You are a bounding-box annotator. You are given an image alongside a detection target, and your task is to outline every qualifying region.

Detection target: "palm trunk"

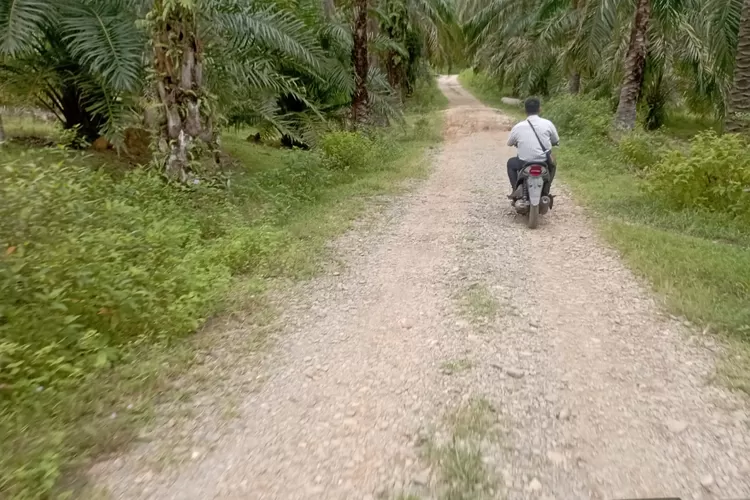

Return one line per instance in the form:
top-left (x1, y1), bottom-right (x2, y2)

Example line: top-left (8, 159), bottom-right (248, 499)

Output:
top-left (568, 72), bottom-right (581, 94)
top-left (368, 15), bottom-right (380, 71)
top-left (322, 0), bottom-right (335, 19)
top-left (568, 0), bottom-right (583, 94)
top-left (351, 0), bottom-right (370, 126)
top-left (726, 0), bottom-right (750, 132)
top-left (386, 46), bottom-right (406, 101)
top-left (151, 0), bottom-right (215, 182)
top-left (59, 81), bottom-right (105, 143)
top-left (614, 0), bottom-right (651, 130)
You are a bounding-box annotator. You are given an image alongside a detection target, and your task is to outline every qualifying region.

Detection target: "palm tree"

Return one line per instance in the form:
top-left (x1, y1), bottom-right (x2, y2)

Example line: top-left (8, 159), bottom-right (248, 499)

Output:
top-left (567, 0), bottom-right (585, 93)
top-left (352, 0), bottom-right (370, 124)
top-left (148, 0), bottom-right (206, 180)
top-left (461, 0), bottom-right (746, 128)
top-left (0, 0), bottom-right (144, 142)
top-left (375, 0), bottom-right (453, 98)
top-left (146, 0), bottom-right (331, 179)
top-left (461, 0), bottom-right (610, 98)
top-left (613, 0), bottom-right (651, 129)
top-left (0, 0), bottom-right (343, 174)
top-left (726, 0), bottom-right (750, 131)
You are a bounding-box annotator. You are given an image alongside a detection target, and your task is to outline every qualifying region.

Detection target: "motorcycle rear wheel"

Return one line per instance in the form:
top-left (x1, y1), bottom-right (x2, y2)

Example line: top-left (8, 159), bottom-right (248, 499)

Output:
top-left (528, 204), bottom-right (539, 229)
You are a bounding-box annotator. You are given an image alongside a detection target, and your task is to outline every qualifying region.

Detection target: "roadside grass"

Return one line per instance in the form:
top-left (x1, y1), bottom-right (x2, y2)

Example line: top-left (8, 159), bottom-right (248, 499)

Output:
top-left (1, 114), bottom-right (58, 140)
top-left (0, 83), bottom-right (446, 499)
top-left (459, 72), bottom-right (750, 393)
top-left (457, 69), bottom-right (524, 120)
top-left (557, 140), bottom-right (750, 342)
top-left (405, 77), bottom-right (451, 113)
top-left (422, 398), bottom-right (500, 500)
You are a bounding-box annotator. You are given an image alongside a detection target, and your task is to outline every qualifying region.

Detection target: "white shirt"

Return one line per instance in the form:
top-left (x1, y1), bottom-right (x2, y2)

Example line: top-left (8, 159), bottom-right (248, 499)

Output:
top-left (507, 115), bottom-right (560, 162)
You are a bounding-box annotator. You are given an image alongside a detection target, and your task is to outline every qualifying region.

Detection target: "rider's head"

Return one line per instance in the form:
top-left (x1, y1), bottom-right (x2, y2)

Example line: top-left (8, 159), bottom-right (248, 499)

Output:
top-left (524, 97), bottom-right (541, 116)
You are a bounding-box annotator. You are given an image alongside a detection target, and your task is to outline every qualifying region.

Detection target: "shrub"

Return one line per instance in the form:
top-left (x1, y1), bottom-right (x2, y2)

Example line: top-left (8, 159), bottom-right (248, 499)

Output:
top-left (0, 158), bottom-right (232, 391)
top-left (544, 95), bottom-right (610, 138)
top-left (647, 131), bottom-right (750, 219)
top-left (618, 130), bottom-right (669, 170)
top-left (248, 152), bottom-right (334, 218)
top-left (404, 79), bottom-right (450, 113)
top-left (319, 131), bottom-right (376, 171)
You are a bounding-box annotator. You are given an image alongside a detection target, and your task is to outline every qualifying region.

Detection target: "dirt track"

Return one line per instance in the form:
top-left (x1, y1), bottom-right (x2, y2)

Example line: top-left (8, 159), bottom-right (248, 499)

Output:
top-left (91, 75), bottom-right (750, 500)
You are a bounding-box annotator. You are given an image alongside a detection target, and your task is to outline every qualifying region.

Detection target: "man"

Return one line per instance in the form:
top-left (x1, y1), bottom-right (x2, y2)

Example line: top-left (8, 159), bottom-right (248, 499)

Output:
top-left (506, 97), bottom-right (559, 193)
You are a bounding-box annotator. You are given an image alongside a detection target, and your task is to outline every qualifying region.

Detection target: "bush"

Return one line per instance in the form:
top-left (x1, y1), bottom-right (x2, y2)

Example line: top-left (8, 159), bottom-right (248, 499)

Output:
top-left (404, 78), bottom-right (450, 113)
top-left (544, 95), bottom-right (611, 138)
top-left (0, 158), bottom-right (232, 391)
top-left (459, 69), bottom-right (505, 96)
top-left (319, 131), bottom-right (376, 171)
top-left (0, 128), bottom-right (408, 392)
top-left (647, 131), bottom-right (750, 219)
top-left (618, 130), bottom-right (669, 170)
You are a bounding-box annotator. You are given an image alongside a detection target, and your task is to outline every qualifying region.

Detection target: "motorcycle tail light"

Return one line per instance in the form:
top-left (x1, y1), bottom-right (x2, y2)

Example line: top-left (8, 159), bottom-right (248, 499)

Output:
top-left (529, 165), bottom-right (543, 177)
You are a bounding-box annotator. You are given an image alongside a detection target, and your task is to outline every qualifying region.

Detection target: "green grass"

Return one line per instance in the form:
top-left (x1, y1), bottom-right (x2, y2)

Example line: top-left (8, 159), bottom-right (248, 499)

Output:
top-left (459, 72), bottom-right (750, 392)
top-left (457, 69), bottom-right (524, 119)
top-left (422, 398), bottom-right (500, 500)
top-left (662, 111), bottom-right (721, 141)
top-left (0, 90), bottom-right (444, 499)
top-left (405, 77), bottom-right (451, 114)
top-left (558, 139), bottom-right (750, 340)
top-left (440, 358), bottom-right (473, 375)
top-left (1, 114), bottom-right (59, 140)
top-left (458, 283), bottom-right (501, 324)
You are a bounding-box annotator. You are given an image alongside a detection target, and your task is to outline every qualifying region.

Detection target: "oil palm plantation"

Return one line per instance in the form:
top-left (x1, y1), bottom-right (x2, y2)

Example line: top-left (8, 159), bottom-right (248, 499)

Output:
top-left (461, 0), bottom-right (746, 129)
top-left (374, 0), bottom-right (453, 98)
top-left (0, 0), bottom-right (145, 141)
top-left (0, 0), bottom-right (342, 177)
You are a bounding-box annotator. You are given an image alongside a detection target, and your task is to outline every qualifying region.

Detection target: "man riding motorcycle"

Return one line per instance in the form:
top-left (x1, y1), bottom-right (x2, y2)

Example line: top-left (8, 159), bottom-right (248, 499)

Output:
top-left (506, 97), bottom-right (559, 196)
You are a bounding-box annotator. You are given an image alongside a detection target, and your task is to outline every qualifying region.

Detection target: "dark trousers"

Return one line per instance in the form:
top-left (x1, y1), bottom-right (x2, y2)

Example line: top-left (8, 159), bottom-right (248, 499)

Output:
top-left (506, 156), bottom-right (556, 193)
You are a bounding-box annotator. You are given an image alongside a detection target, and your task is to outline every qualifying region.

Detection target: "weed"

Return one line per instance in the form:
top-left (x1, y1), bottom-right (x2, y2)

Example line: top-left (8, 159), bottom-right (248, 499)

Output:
top-left (457, 70), bottom-right (524, 120)
top-left (404, 78), bottom-right (451, 114)
top-left (458, 283), bottom-right (501, 324)
top-left (422, 398), bottom-right (500, 500)
top-left (440, 358), bottom-right (473, 375)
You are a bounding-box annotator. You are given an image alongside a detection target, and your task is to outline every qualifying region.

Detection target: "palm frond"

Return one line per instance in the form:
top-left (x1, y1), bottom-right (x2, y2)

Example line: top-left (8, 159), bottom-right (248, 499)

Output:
top-left (0, 0), bottom-right (53, 55)
top-left (216, 5), bottom-right (323, 72)
top-left (60, 0), bottom-right (144, 91)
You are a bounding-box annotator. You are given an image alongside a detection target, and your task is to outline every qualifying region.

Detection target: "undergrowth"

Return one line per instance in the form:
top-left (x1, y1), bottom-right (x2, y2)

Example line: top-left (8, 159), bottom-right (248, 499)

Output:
top-left (0, 82), bottom-right (446, 499)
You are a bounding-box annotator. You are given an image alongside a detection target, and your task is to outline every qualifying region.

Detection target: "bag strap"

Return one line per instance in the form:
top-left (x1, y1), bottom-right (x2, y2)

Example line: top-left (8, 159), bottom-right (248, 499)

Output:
top-left (526, 119), bottom-right (549, 153)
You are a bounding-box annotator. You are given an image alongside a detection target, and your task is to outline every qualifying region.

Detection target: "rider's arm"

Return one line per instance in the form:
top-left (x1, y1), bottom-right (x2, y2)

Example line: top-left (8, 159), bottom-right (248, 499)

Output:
top-left (549, 123), bottom-right (560, 147)
top-left (507, 126), bottom-right (518, 147)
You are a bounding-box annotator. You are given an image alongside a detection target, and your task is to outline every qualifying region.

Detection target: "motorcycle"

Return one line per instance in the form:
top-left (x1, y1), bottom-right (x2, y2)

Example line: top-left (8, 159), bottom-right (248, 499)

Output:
top-left (509, 162), bottom-right (554, 229)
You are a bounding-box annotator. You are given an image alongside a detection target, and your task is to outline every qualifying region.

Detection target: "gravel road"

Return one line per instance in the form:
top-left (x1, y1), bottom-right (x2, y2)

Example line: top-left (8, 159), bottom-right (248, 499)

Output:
top-left (91, 75), bottom-right (750, 500)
